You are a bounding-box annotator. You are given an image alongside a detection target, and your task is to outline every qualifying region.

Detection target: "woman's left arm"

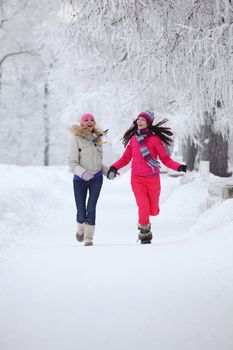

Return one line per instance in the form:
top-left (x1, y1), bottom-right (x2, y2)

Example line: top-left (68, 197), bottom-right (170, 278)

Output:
top-left (154, 137), bottom-right (183, 172)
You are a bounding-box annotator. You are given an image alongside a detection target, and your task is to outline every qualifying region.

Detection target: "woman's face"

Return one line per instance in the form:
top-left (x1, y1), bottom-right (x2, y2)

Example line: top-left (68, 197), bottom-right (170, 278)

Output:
top-left (136, 117), bottom-right (148, 129)
top-left (81, 118), bottom-right (95, 132)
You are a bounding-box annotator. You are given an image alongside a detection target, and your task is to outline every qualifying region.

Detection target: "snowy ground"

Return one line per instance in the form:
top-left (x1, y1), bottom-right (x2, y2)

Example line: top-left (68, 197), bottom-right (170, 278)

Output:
top-left (0, 164), bottom-right (233, 350)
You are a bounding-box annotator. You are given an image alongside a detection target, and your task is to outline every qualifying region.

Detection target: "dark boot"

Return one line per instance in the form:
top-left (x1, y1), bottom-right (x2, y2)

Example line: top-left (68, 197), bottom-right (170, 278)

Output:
top-left (138, 224), bottom-right (153, 244)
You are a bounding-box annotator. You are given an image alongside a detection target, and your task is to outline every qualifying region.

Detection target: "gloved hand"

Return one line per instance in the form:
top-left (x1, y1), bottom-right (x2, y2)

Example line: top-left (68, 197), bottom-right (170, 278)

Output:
top-left (178, 164), bottom-right (187, 173)
top-left (107, 166), bottom-right (117, 180)
top-left (82, 170), bottom-right (94, 181)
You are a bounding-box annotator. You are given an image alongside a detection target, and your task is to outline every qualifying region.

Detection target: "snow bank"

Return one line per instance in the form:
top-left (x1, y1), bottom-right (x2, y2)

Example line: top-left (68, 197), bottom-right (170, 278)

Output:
top-left (0, 164), bottom-right (71, 256)
top-left (1, 165), bottom-right (233, 350)
top-left (191, 198), bottom-right (233, 234)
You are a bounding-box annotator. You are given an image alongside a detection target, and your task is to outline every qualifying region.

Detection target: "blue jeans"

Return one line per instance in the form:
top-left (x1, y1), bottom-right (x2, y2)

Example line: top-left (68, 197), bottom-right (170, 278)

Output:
top-left (73, 175), bottom-right (103, 225)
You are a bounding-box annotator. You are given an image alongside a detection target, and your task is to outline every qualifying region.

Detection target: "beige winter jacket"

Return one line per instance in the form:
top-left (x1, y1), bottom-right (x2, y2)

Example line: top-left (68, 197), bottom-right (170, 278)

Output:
top-left (68, 125), bottom-right (108, 177)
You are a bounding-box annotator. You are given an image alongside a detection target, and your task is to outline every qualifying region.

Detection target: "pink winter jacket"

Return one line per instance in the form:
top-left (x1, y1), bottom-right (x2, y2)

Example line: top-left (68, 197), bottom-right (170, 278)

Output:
top-left (111, 134), bottom-right (181, 176)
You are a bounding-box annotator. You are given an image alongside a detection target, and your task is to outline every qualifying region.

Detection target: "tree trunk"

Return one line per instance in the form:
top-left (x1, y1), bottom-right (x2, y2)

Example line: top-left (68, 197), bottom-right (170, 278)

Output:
top-left (199, 111), bottom-right (211, 161)
top-left (43, 81), bottom-right (49, 166)
top-left (209, 132), bottom-right (229, 177)
top-left (185, 137), bottom-right (198, 171)
top-left (0, 66), bottom-right (2, 105)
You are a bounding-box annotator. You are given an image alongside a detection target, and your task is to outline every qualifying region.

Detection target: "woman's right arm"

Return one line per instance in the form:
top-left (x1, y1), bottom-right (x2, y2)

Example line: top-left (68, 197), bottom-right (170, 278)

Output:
top-left (110, 143), bottom-right (132, 170)
top-left (68, 135), bottom-right (86, 177)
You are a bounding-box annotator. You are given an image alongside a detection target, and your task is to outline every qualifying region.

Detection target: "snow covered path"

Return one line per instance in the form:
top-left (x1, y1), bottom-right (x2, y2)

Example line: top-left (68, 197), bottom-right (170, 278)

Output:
top-left (0, 166), bottom-right (233, 350)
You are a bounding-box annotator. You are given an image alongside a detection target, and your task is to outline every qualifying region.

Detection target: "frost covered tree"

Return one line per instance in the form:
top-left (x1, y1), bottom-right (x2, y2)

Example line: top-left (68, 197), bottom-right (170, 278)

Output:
top-left (2, 0), bottom-right (232, 173)
top-left (57, 0), bottom-right (233, 176)
top-left (0, 0), bottom-right (59, 166)
top-left (168, 0), bottom-right (233, 176)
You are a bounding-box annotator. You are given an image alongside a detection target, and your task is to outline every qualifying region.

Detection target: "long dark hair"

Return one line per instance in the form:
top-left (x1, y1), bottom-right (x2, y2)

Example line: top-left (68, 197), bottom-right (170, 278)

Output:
top-left (122, 119), bottom-right (173, 148)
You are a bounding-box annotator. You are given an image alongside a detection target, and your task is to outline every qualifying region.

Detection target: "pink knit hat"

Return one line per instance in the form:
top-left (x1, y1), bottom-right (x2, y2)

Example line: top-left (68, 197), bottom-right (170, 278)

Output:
top-left (80, 113), bottom-right (95, 122)
top-left (137, 111), bottom-right (154, 124)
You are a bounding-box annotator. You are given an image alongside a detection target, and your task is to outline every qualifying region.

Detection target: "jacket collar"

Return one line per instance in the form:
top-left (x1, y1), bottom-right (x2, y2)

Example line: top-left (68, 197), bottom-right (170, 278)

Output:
top-left (70, 124), bottom-right (103, 137)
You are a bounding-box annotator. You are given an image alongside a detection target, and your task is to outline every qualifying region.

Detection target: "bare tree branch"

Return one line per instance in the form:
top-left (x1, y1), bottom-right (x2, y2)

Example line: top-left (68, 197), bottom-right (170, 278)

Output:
top-left (0, 50), bottom-right (34, 66)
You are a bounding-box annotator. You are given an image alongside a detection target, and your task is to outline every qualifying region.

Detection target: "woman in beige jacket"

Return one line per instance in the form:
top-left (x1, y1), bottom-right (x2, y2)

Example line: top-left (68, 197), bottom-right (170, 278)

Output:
top-left (68, 113), bottom-right (108, 246)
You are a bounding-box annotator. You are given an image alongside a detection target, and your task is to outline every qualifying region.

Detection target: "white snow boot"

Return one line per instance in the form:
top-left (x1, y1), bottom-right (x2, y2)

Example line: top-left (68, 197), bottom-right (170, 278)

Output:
top-left (84, 224), bottom-right (95, 246)
top-left (76, 222), bottom-right (85, 242)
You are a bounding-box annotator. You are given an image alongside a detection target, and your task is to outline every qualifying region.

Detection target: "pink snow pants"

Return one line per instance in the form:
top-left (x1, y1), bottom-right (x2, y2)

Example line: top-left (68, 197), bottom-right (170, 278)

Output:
top-left (131, 175), bottom-right (161, 225)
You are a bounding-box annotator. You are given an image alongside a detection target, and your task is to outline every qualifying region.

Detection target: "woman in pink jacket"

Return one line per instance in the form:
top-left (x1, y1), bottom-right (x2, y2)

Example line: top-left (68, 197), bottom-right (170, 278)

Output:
top-left (107, 111), bottom-right (186, 244)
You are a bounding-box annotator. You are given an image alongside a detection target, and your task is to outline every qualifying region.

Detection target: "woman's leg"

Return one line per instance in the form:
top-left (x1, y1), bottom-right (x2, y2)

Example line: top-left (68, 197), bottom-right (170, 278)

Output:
top-left (131, 175), bottom-right (150, 225)
top-left (86, 176), bottom-right (103, 225)
top-left (146, 176), bottom-right (161, 216)
top-left (73, 179), bottom-right (88, 223)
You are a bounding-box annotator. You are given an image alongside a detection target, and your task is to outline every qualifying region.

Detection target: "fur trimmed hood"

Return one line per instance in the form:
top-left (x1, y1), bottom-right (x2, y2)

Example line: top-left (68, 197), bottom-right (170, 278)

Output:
top-left (70, 124), bottom-right (104, 137)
